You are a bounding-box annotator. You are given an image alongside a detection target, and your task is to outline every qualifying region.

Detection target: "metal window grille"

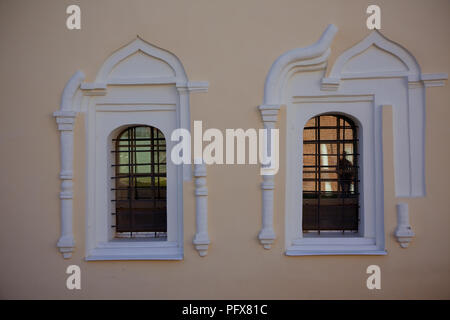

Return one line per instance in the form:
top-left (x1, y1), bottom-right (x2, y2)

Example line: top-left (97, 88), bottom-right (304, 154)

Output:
top-left (302, 114), bottom-right (359, 234)
top-left (111, 126), bottom-right (167, 238)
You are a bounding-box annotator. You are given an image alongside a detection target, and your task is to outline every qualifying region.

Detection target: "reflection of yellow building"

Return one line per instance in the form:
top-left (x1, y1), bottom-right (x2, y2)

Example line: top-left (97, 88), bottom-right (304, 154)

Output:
top-left (303, 115), bottom-right (356, 193)
top-left (0, 0), bottom-right (449, 299)
top-left (303, 115), bottom-right (359, 233)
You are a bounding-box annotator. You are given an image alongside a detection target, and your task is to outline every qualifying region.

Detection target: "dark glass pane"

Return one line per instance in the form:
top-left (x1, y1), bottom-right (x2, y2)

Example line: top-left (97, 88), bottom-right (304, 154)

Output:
top-left (113, 126), bottom-right (167, 237)
top-left (302, 115), bottom-right (359, 234)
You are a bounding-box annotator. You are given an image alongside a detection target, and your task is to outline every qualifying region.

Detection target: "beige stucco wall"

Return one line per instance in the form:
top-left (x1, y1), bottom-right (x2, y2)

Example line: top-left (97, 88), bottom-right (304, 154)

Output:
top-left (0, 0), bottom-right (449, 299)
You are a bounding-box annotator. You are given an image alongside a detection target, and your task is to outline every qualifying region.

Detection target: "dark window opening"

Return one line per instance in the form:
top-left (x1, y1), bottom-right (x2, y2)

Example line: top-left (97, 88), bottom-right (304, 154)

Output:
top-left (111, 126), bottom-right (167, 239)
top-left (302, 114), bottom-right (359, 234)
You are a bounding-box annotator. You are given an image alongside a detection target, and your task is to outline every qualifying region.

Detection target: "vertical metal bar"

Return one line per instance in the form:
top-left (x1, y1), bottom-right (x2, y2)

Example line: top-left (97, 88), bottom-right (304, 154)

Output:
top-left (354, 122), bottom-right (359, 231)
top-left (133, 127), bottom-right (138, 235)
top-left (156, 128), bottom-right (160, 203)
top-left (317, 116), bottom-right (321, 235)
top-left (337, 116), bottom-right (343, 233)
top-left (114, 135), bottom-right (119, 233)
top-left (128, 127), bottom-right (134, 237)
top-left (151, 127), bottom-right (156, 209)
top-left (314, 117), bottom-right (317, 202)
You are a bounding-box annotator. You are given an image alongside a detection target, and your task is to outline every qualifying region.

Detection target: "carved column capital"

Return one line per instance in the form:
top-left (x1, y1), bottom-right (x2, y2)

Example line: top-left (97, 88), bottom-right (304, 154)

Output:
top-left (258, 104), bottom-right (280, 124)
top-left (53, 111), bottom-right (77, 131)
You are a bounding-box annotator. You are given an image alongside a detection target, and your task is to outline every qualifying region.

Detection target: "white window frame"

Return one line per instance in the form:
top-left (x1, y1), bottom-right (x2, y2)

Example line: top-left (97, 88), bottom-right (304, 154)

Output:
top-left (256, 24), bottom-right (446, 255)
top-left (285, 96), bottom-right (385, 255)
top-left (87, 108), bottom-right (182, 260)
top-left (54, 38), bottom-right (208, 260)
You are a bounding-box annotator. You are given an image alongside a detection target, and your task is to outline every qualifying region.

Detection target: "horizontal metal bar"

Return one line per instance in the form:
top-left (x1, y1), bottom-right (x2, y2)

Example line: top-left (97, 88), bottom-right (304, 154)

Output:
top-left (111, 149), bottom-right (167, 153)
top-left (112, 163), bottom-right (167, 167)
top-left (303, 191), bottom-right (360, 194)
top-left (112, 199), bottom-right (166, 202)
top-left (303, 178), bottom-right (360, 182)
top-left (111, 173), bottom-right (167, 179)
top-left (304, 139), bottom-right (359, 144)
top-left (115, 144), bottom-right (166, 148)
top-left (303, 204), bottom-right (360, 207)
top-left (303, 170), bottom-right (358, 174)
top-left (303, 153), bottom-right (359, 156)
top-left (303, 165), bottom-right (360, 168)
top-left (113, 138), bottom-right (165, 141)
top-left (111, 186), bottom-right (166, 190)
top-left (304, 126), bottom-right (355, 130)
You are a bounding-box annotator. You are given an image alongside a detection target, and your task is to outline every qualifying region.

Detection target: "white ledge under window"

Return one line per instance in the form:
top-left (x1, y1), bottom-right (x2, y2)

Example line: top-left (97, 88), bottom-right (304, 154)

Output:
top-left (86, 241), bottom-right (182, 261)
top-left (286, 235), bottom-right (386, 256)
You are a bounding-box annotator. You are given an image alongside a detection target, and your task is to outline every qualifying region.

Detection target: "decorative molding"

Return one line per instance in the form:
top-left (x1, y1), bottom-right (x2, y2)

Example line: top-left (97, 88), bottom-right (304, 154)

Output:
top-left (321, 31), bottom-right (448, 91)
top-left (263, 24), bottom-right (337, 105)
top-left (259, 175), bottom-right (276, 250)
top-left (86, 241), bottom-right (183, 261)
top-left (292, 94), bottom-right (374, 104)
top-left (53, 70), bottom-right (85, 259)
top-left (421, 73), bottom-right (448, 88)
top-left (193, 161), bottom-right (210, 256)
top-left (323, 30), bottom-right (421, 87)
top-left (83, 38), bottom-right (199, 260)
top-left (320, 30), bottom-right (447, 198)
top-left (257, 25), bottom-right (336, 250)
top-left (321, 32), bottom-right (447, 91)
top-left (108, 76), bottom-right (176, 85)
top-left (175, 84), bottom-right (193, 181)
top-left (320, 78), bottom-right (340, 91)
top-left (258, 105), bottom-right (280, 249)
top-left (94, 36), bottom-right (187, 85)
top-left (394, 203), bottom-right (415, 248)
top-left (187, 81), bottom-right (209, 93)
top-left (80, 82), bottom-right (107, 90)
top-left (259, 25), bottom-right (446, 255)
top-left (95, 105), bottom-right (176, 112)
top-left (55, 37), bottom-right (208, 260)
top-left (60, 71), bottom-right (85, 110)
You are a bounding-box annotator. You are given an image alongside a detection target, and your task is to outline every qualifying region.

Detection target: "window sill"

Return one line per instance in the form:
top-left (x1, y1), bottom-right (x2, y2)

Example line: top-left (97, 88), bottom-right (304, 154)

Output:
top-left (85, 241), bottom-right (183, 261)
top-left (285, 248), bottom-right (387, 256)
top-left (286, 237), bottom-right (386, 256)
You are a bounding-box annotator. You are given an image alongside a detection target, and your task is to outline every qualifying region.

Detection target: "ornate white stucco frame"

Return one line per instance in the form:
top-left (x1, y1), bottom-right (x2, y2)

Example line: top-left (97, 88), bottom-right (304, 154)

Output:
top-left (258, 25), bottom-right (447, 253)
top-left (54, 38), bottom-right (208, 259)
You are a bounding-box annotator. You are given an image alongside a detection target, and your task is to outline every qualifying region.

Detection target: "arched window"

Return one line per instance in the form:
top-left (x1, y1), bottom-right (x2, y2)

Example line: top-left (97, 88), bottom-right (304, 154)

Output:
top-left (302, 114), bottom-right (359, 234)
top-left (112, 126), bottom-right (167, 239)
top-left (255, 25), bottom-right (444, 254)
top-left (67, 38), bottom-right (208, 261)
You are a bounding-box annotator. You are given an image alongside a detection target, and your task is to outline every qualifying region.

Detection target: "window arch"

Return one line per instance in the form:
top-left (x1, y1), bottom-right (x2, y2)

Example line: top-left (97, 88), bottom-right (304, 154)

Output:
top-left (302, 114), bottom-right (359, 234)
top-left (112, 125), bottom-right (167, 238)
